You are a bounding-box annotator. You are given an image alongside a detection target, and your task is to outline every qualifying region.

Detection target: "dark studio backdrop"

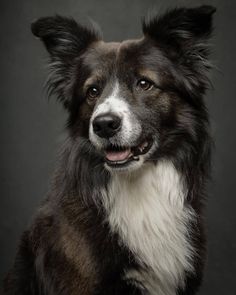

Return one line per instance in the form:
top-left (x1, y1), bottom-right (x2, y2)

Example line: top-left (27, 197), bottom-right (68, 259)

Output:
top-left (0, 0), bottom-right (235, 294)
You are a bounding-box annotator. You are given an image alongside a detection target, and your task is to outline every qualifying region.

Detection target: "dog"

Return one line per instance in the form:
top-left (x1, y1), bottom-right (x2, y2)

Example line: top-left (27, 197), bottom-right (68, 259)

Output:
top-left (4, 5), bottom-right (215, 295)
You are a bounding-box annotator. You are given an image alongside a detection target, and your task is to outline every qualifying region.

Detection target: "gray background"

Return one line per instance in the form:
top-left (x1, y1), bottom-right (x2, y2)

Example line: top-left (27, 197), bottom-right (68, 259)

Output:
top-left (0, 0), bottom-right (235, 294)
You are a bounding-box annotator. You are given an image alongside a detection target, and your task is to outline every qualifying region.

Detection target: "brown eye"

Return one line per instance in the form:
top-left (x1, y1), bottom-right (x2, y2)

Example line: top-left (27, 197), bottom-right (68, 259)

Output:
top-left (137, 79), bottom-right (153, 91)
top-left (87, 86), bottom-right (100, 100)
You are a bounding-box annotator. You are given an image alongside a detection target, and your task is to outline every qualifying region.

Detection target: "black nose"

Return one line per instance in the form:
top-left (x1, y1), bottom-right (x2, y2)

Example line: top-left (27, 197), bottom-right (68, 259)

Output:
top-left (93, 114), bottom-right (121, 138)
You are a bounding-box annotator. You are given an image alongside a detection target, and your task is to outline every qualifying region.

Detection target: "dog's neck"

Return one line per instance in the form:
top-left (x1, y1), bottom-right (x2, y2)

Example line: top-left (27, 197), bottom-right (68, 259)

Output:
top-left (103, 161), bottom-right (195, 295)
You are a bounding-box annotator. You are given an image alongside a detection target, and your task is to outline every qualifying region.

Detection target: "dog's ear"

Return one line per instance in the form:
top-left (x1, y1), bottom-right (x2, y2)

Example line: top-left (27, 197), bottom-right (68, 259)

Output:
top-left (31, 15), bottom-right (100, 108)
top-left (142, 6), bottom-right (216, 97)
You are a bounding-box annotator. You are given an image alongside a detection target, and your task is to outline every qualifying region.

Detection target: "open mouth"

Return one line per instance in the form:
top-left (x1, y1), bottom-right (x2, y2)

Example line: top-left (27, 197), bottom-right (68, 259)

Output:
top-left (104, 137), bottom-right (153, 168)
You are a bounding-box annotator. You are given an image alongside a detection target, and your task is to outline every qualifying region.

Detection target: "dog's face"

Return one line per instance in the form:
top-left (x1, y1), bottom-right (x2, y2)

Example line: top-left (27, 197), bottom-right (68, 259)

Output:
top-left (32, 6), bottom-right (215, 172)
top-left (84, 40), bottom-right (172, 171)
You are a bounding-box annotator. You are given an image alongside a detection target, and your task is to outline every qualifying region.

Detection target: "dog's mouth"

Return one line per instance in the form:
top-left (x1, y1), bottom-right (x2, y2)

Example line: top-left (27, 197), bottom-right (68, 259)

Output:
top-left (104, 137), bottom-right (153, 168)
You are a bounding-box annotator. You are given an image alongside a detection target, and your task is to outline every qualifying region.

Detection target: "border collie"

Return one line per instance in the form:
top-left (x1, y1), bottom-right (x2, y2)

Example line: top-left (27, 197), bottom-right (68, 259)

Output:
top-left (4, 5), bottom-right (215, 295)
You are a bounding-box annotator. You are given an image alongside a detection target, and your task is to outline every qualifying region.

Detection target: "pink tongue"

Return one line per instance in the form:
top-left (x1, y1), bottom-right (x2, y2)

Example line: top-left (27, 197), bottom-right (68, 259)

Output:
top-left (105, 148), bottom-right (131, 162)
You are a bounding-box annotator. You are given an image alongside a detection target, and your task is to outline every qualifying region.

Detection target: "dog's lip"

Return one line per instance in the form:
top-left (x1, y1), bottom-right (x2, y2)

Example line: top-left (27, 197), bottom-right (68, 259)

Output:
top-left (104, 137), bottom-right (153, 166)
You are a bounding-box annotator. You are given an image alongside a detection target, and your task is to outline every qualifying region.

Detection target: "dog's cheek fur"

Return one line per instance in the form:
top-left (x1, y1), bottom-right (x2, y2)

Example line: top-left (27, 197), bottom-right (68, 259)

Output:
top-left (68, 100), bottom-right (93, 138)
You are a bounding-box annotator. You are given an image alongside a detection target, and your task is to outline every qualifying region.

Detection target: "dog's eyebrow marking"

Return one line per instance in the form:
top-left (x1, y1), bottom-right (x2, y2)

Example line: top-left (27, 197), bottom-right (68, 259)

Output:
top-left (83, 71), bottom-right (104, 90)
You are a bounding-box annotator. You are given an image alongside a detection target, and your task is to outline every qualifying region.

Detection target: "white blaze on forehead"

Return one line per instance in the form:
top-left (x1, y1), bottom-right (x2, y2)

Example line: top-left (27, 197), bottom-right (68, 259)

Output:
top-left (89, 81), bottom-right (142, 147)
top-left (91, 82), bottom-right (129, 119)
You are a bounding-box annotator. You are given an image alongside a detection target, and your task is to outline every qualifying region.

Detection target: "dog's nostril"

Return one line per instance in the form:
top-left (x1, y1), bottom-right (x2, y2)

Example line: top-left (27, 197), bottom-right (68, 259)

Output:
top-left (93, 114), bottom-right (121, 138)
top-left (93, 121), bottom-right (101, 133)
top-left (109, 119), bottom-right (120, 130)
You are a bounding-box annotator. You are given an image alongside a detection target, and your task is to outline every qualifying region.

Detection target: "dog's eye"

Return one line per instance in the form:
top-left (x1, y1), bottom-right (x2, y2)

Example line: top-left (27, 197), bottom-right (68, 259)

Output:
top-left (137, 79), bottom-right (153, 91)
top-left (87, 86), bottom-right (100, 100)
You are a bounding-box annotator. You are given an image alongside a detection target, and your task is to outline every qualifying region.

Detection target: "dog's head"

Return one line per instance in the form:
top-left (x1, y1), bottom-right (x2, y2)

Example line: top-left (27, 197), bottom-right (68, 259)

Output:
top-left (32, 6), bottom-right (215, 173)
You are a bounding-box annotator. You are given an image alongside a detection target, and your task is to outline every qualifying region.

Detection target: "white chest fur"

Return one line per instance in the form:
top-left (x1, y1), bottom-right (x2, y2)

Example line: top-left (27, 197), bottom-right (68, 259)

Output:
top-left (104, 161), bottom-right (195, 295)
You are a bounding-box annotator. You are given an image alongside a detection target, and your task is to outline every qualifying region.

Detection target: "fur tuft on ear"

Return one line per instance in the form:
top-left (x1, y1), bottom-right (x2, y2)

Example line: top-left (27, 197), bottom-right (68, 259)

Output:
top-left (31, 16), bottom-right (100, 108)
top-left (142, 6), bottom-right (216, 98)
top-left (142, 5), bottom-right (216, 50)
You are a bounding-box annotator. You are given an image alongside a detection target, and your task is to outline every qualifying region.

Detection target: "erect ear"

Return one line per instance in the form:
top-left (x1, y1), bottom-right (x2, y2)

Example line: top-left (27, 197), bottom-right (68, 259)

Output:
top-left (31, 15), bottom-right (100, 108)
top-left (142, 6), bottom-right (216, 96)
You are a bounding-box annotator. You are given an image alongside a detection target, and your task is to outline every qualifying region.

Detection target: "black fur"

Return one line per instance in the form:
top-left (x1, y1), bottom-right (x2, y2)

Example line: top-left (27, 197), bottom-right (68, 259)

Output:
top-left (31, 15), bottom-right (101, 108)
top-left (4, 6), bottom-right (215, 295)
top-left (143, 5), bottom-right (215, 103)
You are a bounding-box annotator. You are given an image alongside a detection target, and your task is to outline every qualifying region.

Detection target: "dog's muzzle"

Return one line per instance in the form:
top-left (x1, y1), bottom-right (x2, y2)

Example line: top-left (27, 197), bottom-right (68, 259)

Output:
top-left (90, 112), bottom-right (154, 170)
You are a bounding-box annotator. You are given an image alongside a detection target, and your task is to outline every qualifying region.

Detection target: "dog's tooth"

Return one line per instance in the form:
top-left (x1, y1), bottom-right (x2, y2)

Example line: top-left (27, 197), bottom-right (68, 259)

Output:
top-left (133, 156), bottom-right (140, 161)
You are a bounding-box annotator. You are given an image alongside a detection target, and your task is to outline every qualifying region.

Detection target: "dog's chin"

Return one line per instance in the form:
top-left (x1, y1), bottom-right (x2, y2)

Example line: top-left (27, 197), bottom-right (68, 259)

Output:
top-left (94, 137), bottom-right (155, 173)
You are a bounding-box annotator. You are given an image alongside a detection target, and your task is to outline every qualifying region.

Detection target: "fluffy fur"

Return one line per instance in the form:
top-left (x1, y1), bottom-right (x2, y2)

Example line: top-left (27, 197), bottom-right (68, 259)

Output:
top-left (4, 5), bottom-right (215, 295)
top-left (106, 161), bottom-right (195, 295)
